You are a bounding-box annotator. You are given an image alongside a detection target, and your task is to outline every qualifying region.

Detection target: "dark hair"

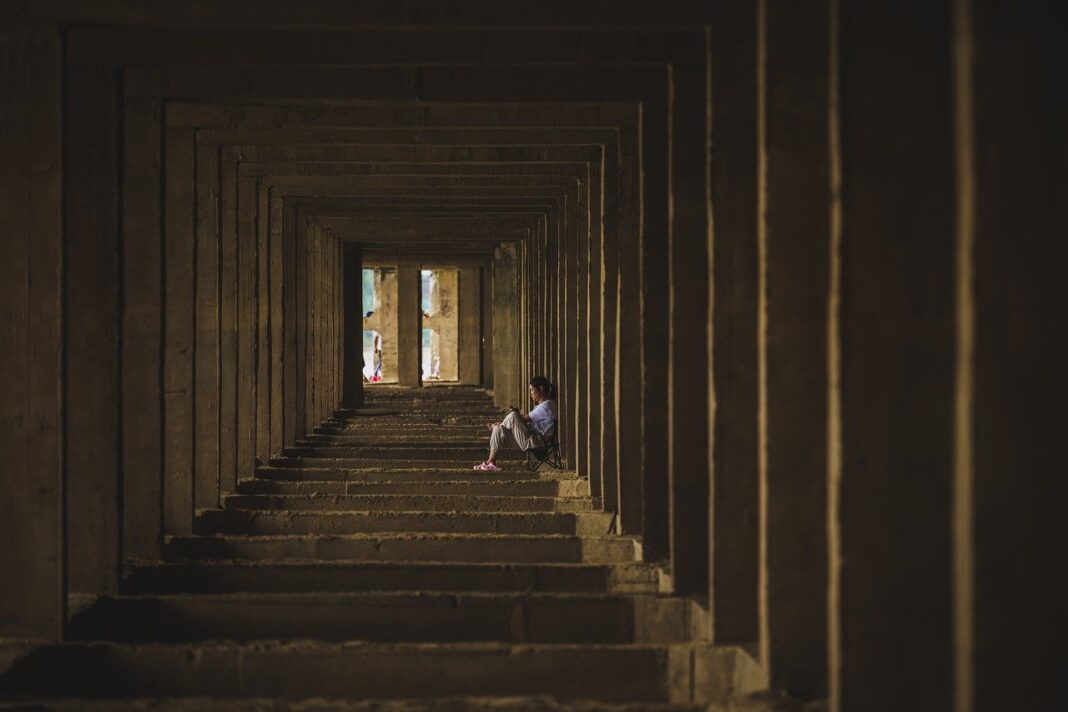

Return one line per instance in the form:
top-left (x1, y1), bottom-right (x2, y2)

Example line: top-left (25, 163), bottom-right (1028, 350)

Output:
top-left (529, 375), bottom-right (556, 400)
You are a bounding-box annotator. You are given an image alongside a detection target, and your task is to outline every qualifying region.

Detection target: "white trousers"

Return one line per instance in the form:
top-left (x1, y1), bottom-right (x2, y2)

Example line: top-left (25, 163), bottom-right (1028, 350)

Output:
top-left (490, 410), bottom-right (544, 453)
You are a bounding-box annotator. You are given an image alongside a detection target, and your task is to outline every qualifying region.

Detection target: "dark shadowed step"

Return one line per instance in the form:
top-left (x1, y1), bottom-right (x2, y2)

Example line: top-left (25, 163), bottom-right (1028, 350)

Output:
top-left (161, 533), bottom-right (638, 564)
top-left (123, 560), bottom-right (659, 595)
top-left (222, 494), bottom-right (595, 513)
top-left (0, 698), bottom-right (705, 711)
top-left (66, 592), bottom-right (699, 645)
top-left (0, 641), bottom-right (686, 701)
top-left (194, 510), bottom-right (615, 537)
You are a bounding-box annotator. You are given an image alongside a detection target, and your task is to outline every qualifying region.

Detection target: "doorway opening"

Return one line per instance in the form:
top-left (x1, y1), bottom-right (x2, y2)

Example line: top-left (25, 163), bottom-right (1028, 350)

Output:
top-left (421, 268), bottom-right (459, 382)
top-left (362, 266), bottom-right (398, 384)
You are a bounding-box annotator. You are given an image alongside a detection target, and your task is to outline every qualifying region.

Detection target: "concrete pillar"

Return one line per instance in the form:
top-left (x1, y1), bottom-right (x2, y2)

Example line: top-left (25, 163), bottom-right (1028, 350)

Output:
top-left (396, 263), bottom-right (422, 388)
top-left (236, 177), bottom-right (258, 481)
top-left (255, 172), bottom-right (271, 463)
top-left (194, 144), bottom-right (221, 511)
top-left (458, 266), bottom-right (482, 385)
top-left (65, 36), bottom-right (122, 591)
top-left (758, 0), bottom-right (831, 696)
top-left (122, 66), bottom-right (164, 561)
top-left (710, 0), bottom-right (761, 648)
top-left (379, 268), bottom-right (400, 382)
top-left (666, 62), bottom-right (712, 596)
top-left (481, 265), bottom-right (493, 388)
top-left (218, 164), bottom-right (238, 492)
top-left (162, 126), bottom-right (196, 535)
top-left (0, 21), bottom-right (64, 638)
top-left (833, 2), bottom-right (957, 709)
top-left (493, 246), bottom-right (519, 409)
top-left (342, 243), bottom-right (364, 406)
top-left (969, 5), bottom-right (1062, 708)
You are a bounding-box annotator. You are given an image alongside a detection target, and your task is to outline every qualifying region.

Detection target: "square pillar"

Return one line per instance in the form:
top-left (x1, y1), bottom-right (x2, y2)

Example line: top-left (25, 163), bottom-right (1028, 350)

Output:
top-left (396, 263), bottom-right (422, 388)
top-left (458, 266), bottom-right (482, 385)
top-left (342, 243), bottom-right (364, 406)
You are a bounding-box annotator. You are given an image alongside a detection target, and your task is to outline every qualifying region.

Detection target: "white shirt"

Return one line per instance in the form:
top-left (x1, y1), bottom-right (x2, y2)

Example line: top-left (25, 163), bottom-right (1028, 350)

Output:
top-left (528, 399), bottom-right (557, 437)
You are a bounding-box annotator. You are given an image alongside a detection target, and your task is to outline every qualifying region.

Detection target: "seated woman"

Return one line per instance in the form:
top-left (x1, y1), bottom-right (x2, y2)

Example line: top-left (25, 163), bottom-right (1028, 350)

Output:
top-left (474, 376), bottom-right (557, 471)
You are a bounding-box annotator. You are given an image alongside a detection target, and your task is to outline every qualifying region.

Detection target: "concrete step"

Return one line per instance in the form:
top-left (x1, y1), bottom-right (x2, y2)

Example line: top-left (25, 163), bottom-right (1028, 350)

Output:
top-left (299, 435), bottom-right (487, 446)
top-left (123, 560), bottom-right (659, 595)
top-left (270, 457), bottom-right (539, 470)
top-left (222, 494), bottom-right (595, 513)
top-left (315, 424), bottom-right (486, 436)
top-left (67, 592), bottom-right (699, 645)
top-left (255, 466), bottom-right (578, 482)
top-left (0, 641), bottom-right (691, 702)
top-left (238, 478), bottom-right (590, 497)
top-left (162, 533), bottom-right (638, 564)
top-left (283, 446), bottom-right (518, 460)
top-left (195, 510), bottom-right (615, 537)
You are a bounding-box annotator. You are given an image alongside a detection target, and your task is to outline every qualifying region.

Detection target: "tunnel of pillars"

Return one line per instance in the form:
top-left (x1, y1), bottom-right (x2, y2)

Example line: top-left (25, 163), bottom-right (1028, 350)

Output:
top-left (1, 2), bottom-right (1060, 710)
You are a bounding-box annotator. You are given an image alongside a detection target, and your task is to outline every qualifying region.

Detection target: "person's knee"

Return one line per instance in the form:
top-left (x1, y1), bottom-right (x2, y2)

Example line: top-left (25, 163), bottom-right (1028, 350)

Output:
top-left (504, 410), bottom-right (519, 425)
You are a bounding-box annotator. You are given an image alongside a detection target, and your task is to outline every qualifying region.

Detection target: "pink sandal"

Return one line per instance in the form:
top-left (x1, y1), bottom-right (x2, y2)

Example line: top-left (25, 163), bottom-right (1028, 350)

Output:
top-left (474, 462), bottom-right (501, 471)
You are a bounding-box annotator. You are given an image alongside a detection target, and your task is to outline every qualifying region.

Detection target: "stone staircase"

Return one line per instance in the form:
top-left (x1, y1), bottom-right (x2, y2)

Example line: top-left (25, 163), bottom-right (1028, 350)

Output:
top-left (0, 387), bottom-right (764, 709)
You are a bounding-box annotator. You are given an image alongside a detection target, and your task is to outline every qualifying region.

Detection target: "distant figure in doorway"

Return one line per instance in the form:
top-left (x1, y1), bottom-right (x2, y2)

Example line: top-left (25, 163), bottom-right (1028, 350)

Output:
top-left (474, 376), bottom-right (557, 471)
top-left (364, 310), bottom-right (383, 383)
top-left (372, 330), bottom-right (383, 382)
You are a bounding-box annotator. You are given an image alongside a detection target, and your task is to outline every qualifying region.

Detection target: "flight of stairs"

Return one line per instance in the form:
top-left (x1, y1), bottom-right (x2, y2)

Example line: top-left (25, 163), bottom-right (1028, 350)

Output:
top-left (0, 387), bottom-right (764, 709)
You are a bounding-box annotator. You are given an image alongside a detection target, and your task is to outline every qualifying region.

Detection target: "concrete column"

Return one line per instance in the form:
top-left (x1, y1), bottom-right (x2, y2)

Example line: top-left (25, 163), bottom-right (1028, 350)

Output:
top-left (255, 171), bottom-right (271, 464)
top-left (162, 127), bottom-right (196, 535)
top-left (380, 267), bottom-right (400, 383)
top-left (759, 0), bottom-right (831, 696)
top-left (396, 263), bottom-right (422, 388)
top-left (65, 37), bottom-right (122, 591)
top-left (121, 66), bottom-right (164, 561)
top-left (194, 144), bottom-right (221, 511)
top-left (0, 21), bottom-right (64, 638)
top-left (493, 246), bottom-right (519, 409)
top-left (218, 164), bottom-right (238, 493)
top-left (236, 177), bottom-right (258, 481)
top-left (710, 0), bottom-right (761, 648)
top-left (342, 243), bottom-right (364, 406)
top-left (970, 5), bottom-right (1062, 709)
top-left (667, 62), bottom-right (712, 596)
top-left (481, 265), bottom-right (493, 388)
top-left (458, 266), bottom-right (482, 385)
top-left (833, 3), bottom-right (957, 709)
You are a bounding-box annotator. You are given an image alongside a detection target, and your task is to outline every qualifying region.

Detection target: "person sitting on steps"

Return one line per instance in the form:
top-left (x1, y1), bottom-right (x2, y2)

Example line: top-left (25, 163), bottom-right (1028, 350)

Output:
top-left (474, 376), bottom-right (557, 471)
